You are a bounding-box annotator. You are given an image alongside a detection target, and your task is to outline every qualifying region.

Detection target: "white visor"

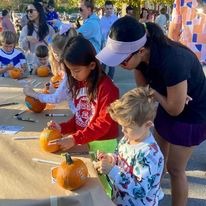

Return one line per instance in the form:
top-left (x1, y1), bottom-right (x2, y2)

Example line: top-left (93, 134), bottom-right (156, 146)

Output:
top-left (96, 34), bottom-right (147, 67)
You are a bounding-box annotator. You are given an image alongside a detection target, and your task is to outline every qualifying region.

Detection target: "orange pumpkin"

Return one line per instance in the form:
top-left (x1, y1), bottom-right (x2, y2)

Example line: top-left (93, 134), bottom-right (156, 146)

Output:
top-left (36, 66), bottom-right (50, 77)
top-left (8, 68), bottom-right (22, 79)
top-left (25, 96), bottom-right (46, 113)
top-left (51, 74), bottom-right (62, 89)
top-left (39, 128), bottom-right (62, 152)
top-left (52, 153), bottom-right (88, 190)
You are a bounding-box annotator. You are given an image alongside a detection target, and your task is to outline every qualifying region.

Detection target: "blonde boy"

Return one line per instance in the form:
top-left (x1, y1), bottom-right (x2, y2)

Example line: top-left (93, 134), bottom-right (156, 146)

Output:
top-left (0, 31), bottom-right (27, 77)
top-left (94, 87), bottom-right (164, 206)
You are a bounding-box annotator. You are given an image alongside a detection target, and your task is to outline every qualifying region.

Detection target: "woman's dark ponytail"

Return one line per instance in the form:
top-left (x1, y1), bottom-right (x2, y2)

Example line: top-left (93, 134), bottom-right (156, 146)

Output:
top-left (144, 22), bottom-right (168, 47)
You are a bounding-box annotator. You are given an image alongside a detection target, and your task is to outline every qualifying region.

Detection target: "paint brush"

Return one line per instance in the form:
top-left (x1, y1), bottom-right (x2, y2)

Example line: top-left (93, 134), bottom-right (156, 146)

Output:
top-left (32, 158), bottom-right (60, 165)
top-left (13, 136), bottom-right (39, 140)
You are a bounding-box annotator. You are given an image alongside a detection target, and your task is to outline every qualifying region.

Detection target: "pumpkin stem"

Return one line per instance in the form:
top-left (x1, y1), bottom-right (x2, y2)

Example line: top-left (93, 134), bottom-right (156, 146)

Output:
top-left (65, 153), bottom-right (73, 164)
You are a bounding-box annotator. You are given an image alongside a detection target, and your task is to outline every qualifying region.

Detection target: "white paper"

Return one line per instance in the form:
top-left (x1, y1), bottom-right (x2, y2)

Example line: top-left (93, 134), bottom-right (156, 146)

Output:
top-left (0, 125), bottom-right (24, 135)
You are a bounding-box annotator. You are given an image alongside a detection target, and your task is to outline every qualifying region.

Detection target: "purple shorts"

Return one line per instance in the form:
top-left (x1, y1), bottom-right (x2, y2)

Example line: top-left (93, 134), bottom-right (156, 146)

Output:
top-left (154, 109), bottom-right (206, 147)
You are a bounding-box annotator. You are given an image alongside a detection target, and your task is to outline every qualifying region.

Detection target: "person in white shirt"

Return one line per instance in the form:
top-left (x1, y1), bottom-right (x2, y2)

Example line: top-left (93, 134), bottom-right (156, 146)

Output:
top-left (23, 25), bottom-right (77, 112)
top-left (100, 1), bottom-right (118, 80)
top-left (155, 7), bottom-right (168, 34)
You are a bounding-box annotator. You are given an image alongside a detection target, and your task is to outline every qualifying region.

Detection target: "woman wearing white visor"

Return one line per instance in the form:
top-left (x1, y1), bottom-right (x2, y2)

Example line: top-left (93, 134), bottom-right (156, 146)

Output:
top-left (96, 16), bottom-right (206, 206)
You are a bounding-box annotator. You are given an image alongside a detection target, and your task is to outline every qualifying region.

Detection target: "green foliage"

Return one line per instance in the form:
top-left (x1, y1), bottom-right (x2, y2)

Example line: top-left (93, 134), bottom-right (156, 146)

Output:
top-left (0, 0), bottom-right (174, 12)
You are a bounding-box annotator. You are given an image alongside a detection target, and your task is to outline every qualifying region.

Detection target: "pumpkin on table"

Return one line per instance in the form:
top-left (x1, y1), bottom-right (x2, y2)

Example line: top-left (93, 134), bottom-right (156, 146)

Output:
top-left (8, 68), bottom-right (22, 79)
top-left (36, 66), bottom-right (50, 77)
top-left (39, 127), bottom-right (62, 153)
top-left (52, 153), bottom-right (88, 190)
top-left (25, 96), bottom-right (46, 113)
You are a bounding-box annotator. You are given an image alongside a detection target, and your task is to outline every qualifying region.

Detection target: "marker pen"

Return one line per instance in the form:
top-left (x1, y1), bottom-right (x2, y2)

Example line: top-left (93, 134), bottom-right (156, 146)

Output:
top-left (0, 102), bottom-right (19, 107)
top-left (16, 116), bottom-right (37, 122)
top-left (45, 114), bottom-right (68, 117)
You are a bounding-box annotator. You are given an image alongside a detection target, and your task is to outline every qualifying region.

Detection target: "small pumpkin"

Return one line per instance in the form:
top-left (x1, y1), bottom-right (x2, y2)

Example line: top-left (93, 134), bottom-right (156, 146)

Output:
top-left (50, 74), bottom-right (62, 89)
top-left (9, 68), bottom-right (22, 79)
top-left (36, 66), bottom-right (50, 77)
top-left (39, 128), bottom-right (62, 152)
top-left (52, 153), bottom-right (88, 190)
top-left (25, 96), bottom-right (46, 113)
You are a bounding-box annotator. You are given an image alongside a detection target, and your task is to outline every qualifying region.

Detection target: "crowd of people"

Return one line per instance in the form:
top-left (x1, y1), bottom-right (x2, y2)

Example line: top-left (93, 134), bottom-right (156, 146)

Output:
top-left (0, 0), bottom-right (205, 206)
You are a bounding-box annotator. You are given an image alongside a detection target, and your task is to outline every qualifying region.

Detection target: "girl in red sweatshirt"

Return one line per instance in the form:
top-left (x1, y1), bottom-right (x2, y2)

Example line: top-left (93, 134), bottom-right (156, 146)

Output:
top-left (48, 35), bottom-right (119, 151)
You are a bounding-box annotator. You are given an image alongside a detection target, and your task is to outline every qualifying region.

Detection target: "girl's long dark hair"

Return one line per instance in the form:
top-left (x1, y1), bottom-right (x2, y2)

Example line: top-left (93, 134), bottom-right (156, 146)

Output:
top-left (62, 35), bottom-right (103, 101)
top-left (27, 2), bottom-right (49, 41)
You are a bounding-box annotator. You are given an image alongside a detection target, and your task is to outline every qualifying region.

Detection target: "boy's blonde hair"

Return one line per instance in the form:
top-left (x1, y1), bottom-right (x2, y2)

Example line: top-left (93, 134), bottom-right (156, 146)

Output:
top-left (0, 31), bottom-right (17, 45)
top-left (108, 87), bottom-right (157, 127)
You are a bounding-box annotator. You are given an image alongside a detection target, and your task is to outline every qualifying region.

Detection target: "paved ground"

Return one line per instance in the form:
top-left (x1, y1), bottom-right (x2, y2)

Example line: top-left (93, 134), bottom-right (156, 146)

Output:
top-left (111, 66), bottom-right (206, 206)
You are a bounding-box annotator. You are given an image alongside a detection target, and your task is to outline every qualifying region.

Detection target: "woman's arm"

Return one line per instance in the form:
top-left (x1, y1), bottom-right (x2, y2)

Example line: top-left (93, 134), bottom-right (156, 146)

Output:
top-left (134, 69), bottom-right (148, 87)
top-left (153, 80), bottom-right (187, 116)
top-left (19, 26), bottom-right (29, 51)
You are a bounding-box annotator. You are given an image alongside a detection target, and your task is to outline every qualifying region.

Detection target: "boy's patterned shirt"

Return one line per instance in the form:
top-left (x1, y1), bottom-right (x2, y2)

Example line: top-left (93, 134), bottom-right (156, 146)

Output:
top-left (108, 133), bottom-right (164, 206)
top-left (0, 48), bottom-right (26, 77)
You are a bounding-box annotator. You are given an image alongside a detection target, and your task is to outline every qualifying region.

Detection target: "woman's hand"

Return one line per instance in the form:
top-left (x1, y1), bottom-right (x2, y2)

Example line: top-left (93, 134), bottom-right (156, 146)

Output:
top-left (150, 81), bottom-right (189, 116)
top-left (48, 135), bottom-right (75, 151)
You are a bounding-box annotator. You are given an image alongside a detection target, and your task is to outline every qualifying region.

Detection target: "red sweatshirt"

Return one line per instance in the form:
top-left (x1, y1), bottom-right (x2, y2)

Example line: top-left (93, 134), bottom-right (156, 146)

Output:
top-left (60, 75), bottom-right (119, 144)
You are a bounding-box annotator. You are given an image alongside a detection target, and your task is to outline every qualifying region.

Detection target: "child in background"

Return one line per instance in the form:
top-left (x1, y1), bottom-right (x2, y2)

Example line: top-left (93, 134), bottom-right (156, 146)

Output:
top-left (23, 26), bottom-right (76, 110)
top-left (48, 35), bottom-right (119, 151)
top-left (0, 30), bottom-right (27, 77)
top-left (94, 87), bottom-right (164, 206)
top-left (33, 44), bottom-right (50, 75)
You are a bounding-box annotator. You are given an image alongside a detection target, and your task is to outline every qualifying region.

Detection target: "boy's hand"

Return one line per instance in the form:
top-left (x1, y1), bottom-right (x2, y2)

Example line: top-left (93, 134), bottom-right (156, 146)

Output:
top-left (97, 150), bottom-right (113, 163)
top-left (94, 159), bottom-right (114, 175)
top-left (6, 64), bottom-right (13, 70)
top-left (48, 135), bottom-right (75, 151)
top-left (47, 120), bottom-right (61, 132)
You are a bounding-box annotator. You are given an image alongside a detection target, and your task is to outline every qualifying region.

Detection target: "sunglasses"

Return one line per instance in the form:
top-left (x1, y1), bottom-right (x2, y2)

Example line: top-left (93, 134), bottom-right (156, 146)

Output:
top-left (120, 51), bottom-right (139, 66)
top-left (26, 9), bottom-right (37, 14)
top-left (79, 7), bottom-right (83, 12)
